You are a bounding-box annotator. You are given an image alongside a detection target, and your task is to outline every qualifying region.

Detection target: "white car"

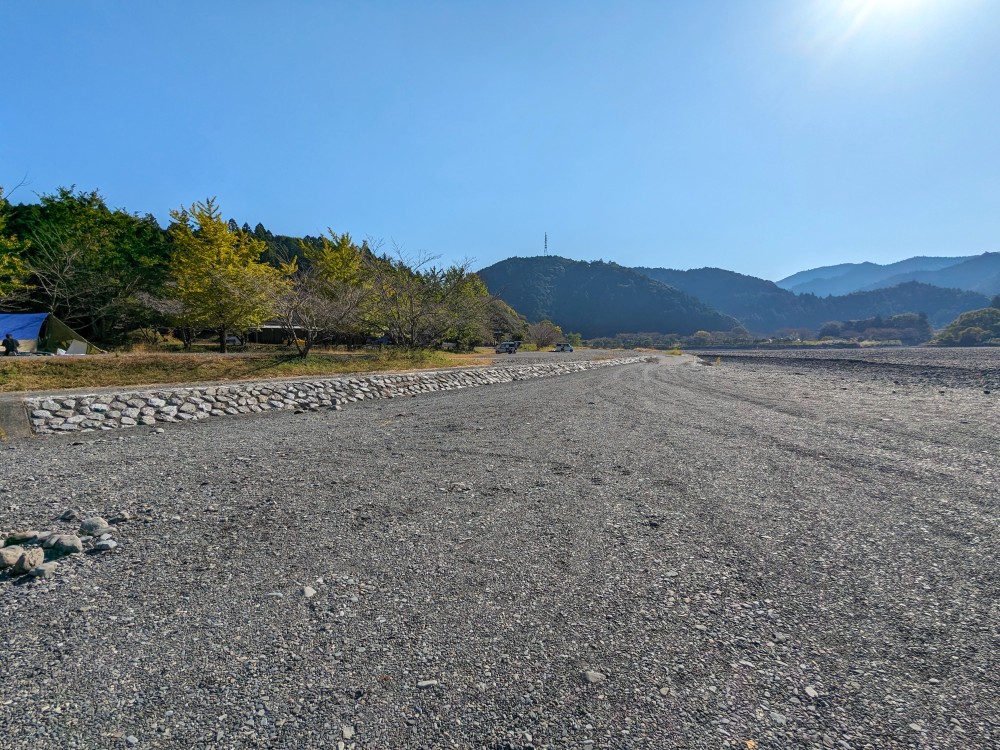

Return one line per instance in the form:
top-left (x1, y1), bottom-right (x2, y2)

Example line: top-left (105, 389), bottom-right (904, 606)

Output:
top-left (554, 343), bottom-right (574, 352)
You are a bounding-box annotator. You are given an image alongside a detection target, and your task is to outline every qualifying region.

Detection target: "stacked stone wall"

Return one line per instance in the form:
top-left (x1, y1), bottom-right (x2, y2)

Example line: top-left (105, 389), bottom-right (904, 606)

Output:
top-left (23, 356), bottom-right (649, 435)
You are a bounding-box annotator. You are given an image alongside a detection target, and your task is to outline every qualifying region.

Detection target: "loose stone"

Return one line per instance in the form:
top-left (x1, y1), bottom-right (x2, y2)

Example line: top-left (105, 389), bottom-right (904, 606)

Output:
top-left (5, 530), bottom-right (39, 546)
top-left (29, 561), bottom-right (59, 579)
top-left (52, 535), bottom-right (84, 555)
top-left (79, 517), bottom-right (109, 535)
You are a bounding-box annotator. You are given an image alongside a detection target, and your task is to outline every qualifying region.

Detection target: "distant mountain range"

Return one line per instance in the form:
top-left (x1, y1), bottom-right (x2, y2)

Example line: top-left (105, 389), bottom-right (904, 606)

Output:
top-left (476, 257), bottom-right (737, 338)
top-left (478, 254), bottom-right (993, 338)
top-left (634, 267), bottom-right (988, 332)
top-left (777, 253), bottom-right (1000, 297)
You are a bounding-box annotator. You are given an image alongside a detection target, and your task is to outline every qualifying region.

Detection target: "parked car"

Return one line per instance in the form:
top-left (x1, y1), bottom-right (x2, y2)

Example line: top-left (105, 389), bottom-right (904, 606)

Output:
top-left (496, 341), bottom-right (520, 354)
top-left (554, 342), bottom-right (574, 352)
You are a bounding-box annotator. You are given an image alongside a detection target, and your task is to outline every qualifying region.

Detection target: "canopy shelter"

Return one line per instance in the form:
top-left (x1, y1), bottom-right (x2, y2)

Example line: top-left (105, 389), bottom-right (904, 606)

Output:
top-left (0, 312), bottom-right (100, 354)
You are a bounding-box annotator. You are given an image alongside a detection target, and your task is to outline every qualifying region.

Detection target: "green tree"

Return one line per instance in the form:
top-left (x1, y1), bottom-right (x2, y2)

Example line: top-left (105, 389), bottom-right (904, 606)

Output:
top-left (7, 187), bottom-right (170, 341)
top-left (271, 231), bottom-right (373, 357)
top-left (168, 198), bottom-right (290, 352)
top-left (359, 244), bottom-right (494, 349)
top-left (277, 264), bottom-right (369, 357)
top-left (487, 298), bottom-right (526, 344)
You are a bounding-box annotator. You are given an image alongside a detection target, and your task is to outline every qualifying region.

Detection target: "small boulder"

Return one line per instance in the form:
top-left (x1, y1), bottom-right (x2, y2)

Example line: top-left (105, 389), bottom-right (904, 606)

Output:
top-left (79, 517), bottom-right (109, 536)
top-left (52, 535), bottom-right (84, 555)
top-left (12, 547), bottom-right (44, 575)
top-left (0, 545), bottom-right (24, 568)
top-left (94, 539), bottom-right (118, 551)
top-left (583, 670), bottom-right (607, 684)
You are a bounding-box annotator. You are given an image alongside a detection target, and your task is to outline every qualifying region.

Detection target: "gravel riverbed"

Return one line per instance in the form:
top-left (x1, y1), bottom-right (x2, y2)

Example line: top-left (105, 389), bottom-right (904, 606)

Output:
top-left (1, 351), bottom-right (997, 749)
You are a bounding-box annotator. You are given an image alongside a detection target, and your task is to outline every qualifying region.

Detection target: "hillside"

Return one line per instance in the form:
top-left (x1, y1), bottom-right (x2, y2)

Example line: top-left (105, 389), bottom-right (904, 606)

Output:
top-left (477, 256), bottom-right (739, 338)
top-left (934, 303), bottom-right (1000, 346)
top-left (634, 267), bottom-right (989, 333)
top-left (635, 267), bottom-right (812, 333)
top-left (778, 255), bottom-right (972, 296)
top-left (862, 252), bottom-right (1000, 296)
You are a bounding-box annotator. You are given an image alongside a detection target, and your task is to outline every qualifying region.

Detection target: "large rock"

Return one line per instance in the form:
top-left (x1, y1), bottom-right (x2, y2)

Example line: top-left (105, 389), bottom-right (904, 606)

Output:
top-left (11, 548), bottom-right (44, 575)
top-left (79, 517), bottom-right (109, 536)
top-left (0, 545), bottom-right (24, 568)
top-left (52, 535), bottom-right (84, 555)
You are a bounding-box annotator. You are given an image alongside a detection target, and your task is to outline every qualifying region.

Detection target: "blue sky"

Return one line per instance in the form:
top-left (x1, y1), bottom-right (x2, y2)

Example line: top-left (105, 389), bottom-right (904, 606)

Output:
top-left (2, 0), bottom-right (998, 280)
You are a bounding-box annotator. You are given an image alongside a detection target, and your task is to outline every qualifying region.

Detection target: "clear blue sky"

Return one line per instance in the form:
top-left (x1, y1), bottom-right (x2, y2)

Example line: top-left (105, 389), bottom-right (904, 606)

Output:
top-left (2, 0), bottom-right (998, 280)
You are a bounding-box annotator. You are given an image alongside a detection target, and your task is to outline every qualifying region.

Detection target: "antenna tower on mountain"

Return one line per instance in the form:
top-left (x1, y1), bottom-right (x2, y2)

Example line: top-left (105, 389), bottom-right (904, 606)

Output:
top-left (544, 232), bottom-right (548, 256)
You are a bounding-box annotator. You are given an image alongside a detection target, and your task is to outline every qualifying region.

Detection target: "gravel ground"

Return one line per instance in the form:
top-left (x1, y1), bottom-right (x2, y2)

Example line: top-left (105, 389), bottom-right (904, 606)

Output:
top-left (1, 352), bottom-right (997, 749)
top-left (692, 347), bottom-right (1000, 391)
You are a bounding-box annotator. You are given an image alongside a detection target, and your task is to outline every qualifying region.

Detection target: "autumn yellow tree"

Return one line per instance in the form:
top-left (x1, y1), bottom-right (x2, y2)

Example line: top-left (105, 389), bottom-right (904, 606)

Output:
top-left (306, 230), bottom-right (364, 284)
top-left (168, 198), bottom-right (290, 352)
top-left (0, 188), bottom-right (33, 310)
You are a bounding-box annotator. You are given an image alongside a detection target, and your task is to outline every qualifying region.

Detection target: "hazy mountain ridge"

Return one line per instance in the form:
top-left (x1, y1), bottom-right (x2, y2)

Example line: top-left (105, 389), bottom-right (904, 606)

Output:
top-left (778, 255), bottom-right (976, 296)
top-left (633, 267), bottom-right (989, 332)
top-left (477, 257), bottom-right (739, 338)
top-left (859, 253), bottom-right (1000, 296)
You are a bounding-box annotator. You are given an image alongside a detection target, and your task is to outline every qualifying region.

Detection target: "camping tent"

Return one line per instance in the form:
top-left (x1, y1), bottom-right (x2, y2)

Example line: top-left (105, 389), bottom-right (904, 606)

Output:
top-left (0, 313), bottom-right (100, 354)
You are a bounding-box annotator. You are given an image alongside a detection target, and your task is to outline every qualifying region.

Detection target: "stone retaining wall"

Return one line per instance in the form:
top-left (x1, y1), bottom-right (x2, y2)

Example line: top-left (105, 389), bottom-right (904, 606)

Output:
top-left (24, 356), bottom-right (650, 435)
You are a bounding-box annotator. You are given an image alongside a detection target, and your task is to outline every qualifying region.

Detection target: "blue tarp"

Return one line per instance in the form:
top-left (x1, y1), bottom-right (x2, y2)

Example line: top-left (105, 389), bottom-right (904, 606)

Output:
top-left (0, 312), bottom-right (48, 340)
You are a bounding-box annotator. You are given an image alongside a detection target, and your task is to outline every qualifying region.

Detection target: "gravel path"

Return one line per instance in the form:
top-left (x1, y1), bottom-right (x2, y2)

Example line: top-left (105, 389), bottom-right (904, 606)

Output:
top-left (1, 352), bottom-right (997, 749)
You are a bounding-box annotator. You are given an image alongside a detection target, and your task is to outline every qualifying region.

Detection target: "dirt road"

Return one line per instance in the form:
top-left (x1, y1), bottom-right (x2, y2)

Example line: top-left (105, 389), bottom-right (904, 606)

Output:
top-left (1, 352), bottom-right (996, 749)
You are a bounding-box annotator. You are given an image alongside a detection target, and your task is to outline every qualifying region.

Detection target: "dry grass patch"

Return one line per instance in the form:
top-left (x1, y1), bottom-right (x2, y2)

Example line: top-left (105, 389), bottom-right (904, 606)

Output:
top-left (0, 349), bottom-right (493, 394)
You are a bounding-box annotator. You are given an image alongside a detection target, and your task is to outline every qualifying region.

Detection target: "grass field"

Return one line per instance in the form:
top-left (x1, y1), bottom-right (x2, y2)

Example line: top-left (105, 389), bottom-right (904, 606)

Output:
top-left (0, 349), bottom-right (494, 394)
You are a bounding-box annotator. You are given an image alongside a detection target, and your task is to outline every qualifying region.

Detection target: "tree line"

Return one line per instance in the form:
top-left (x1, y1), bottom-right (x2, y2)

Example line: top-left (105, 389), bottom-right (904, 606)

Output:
top-left (0, 187), bottom-right (526, 354)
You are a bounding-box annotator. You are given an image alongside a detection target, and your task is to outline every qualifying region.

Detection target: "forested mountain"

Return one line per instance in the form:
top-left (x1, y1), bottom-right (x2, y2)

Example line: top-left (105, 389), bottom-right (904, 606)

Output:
top-left (477, 256), bottom-right (739, 338)
top-left (860, 252), bottom-right (1000, 296)
top-left (814, 282), bottom-right (989, 329)
top-left (635, 267), bottom-right (810, 334)
top-left (232, 221), bottom-right (326, 268)
top-left (634, 267), bottom-right (989, 332)
top-left (777, 255), bottom-right (973, 296)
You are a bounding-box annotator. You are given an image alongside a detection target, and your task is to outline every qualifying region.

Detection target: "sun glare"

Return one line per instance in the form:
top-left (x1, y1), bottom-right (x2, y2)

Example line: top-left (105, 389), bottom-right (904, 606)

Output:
top-left (835, 0), bottom-right (931, 41)
top-left (797, 0), bottom-right (951, 61)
